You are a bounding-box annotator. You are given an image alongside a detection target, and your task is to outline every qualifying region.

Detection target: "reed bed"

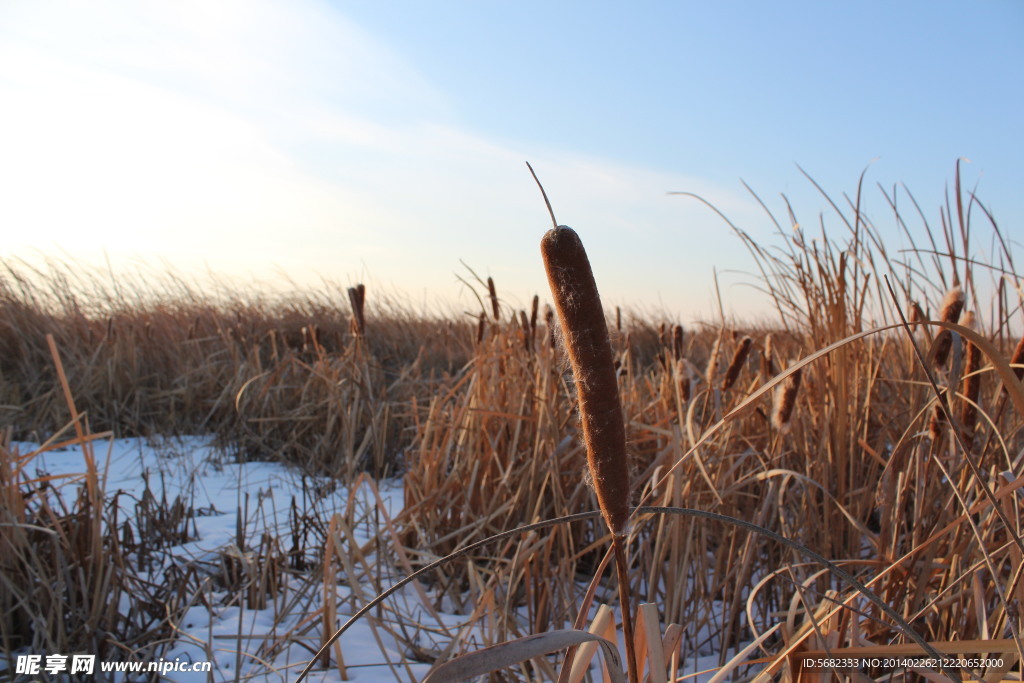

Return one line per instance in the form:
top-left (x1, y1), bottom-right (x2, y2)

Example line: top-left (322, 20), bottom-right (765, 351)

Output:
top-left (3, 166), bottom-right (1023, 681)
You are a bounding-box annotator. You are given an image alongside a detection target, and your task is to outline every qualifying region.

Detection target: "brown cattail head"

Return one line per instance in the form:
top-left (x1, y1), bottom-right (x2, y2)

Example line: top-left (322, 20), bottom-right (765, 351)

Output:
top-left (530, 295), bottom-right (539, 336)
top-left (675, 358), bottom-right (691, 403)
top-left (722, 336), bottom-right (752, 391)
top-left (761, 333), bottom-right (777, 378)
top-left (672, 324), bottom-right (685, 362)
top-left (932, 287), bottom-right (964, 367)
top-left (487, 277), bottom-right (500, 321)
top-left (909, 300), bottom-right (926, 326)
top-left (348, 284), bottom-right (366, 337)
top-left (705, 332), bottom-right (723, 386)
top-left (958, 311), bottom-right (982, 443)
top-left (939, 287), bottom-right (965, 323)
top-left (771, 366), bottom-right (802, 433)
top-left (545, 305), bottom-right (556, 349)
top-left (615, 306), bottom-right (622, 333)
top-left (519, 310), bottom-right (531, 353)
top-left (476, 312), bottom-right (486, 345)
top-left (1011, 334), bottom-right (1024, 382)
top-left (541, 226), bottom-right (630, 536)
top-left (928, 395), bottom-right (948, 443)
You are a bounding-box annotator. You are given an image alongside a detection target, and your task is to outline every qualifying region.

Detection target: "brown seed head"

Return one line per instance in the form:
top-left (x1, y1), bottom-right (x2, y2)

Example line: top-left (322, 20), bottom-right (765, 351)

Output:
top-left (722, 336), bottom-right (752, 391)
top-left (350, 285), bottom-right (367, 337)
top-left (958, 312), bottom-right (982, 442)
top-left (1011, 335), bottom-right (1024, 381)
top-left (487, 277), bottom-right (500, 321)
top-left (761, 333), bottom-right (777, 377)
top-left (519, 310), bottom-right (531, 353)
top-left (931, 288), bottom-right (965, 368)
top-left (939, 287), bottom-right (965, 323)
top-left (771, 366), bottom-right (802, 433)
top-left (909, 300), bottom-right (926, 326)
top-left (672, 324), bottom-right (684, 362)
top-left (476, 312), bottom-right (486, 345)
top-left (705, 333), bottom-right (723, 386)
top-left (928, 398), bottom-right (947, 443)
top-left (541, 225), bottom-right (630, 536)
top-left (675, 358), bottom-right (690, 403)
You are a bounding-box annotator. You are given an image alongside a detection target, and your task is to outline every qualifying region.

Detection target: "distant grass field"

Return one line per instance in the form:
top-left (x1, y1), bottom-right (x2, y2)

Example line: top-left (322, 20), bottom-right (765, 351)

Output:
top-left (3, 167), bottom-right (1023, 681)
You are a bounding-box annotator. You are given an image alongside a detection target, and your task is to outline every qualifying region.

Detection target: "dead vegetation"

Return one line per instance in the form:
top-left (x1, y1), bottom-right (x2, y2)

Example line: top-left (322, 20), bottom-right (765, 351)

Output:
top-left (2, 166), bottom-right (1023, 681)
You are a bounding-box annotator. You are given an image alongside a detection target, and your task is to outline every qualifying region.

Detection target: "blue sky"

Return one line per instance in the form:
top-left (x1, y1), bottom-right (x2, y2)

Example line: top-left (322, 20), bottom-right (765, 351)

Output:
top-left (1, 0), bottom-right (1021, 321)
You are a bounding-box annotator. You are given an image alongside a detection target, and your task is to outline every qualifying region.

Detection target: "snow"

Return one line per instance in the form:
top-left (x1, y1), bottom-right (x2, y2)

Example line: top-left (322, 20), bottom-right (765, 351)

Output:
top-left (7, 436), bottom-right (736, 682)
top-left (9, 436), bottom-right (434, 682)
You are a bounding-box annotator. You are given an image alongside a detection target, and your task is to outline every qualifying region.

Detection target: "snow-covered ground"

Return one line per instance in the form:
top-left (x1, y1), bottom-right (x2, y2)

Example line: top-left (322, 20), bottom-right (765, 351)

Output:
top-left (7, 436), bottom-right (734, 682)
top-left (9, 436), bottom-right (437, 682)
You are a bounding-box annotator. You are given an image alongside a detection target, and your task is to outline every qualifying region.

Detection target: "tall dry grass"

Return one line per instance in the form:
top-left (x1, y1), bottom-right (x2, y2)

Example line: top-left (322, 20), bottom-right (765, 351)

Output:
top-left (3, 165), bottom-right (1023, 681)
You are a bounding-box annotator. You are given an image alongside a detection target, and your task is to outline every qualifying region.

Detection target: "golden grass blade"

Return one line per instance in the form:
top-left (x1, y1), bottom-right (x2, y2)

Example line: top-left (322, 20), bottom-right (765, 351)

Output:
top-left (708, 622), bottom-right (780, 683)
top-left (565, 603), bottom-right (614, 683)
top-left (422, 629), bottom-right (625, 683)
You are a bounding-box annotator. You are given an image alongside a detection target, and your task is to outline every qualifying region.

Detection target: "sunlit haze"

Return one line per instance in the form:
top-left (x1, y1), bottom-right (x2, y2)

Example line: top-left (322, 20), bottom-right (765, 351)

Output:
top-left (1, 0), bottom-right (1021, 321)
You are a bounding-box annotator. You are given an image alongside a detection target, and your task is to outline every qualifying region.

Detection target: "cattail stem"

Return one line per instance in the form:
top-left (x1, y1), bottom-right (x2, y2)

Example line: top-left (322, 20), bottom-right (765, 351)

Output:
top-left (612, 535), bottom-right (637, 683)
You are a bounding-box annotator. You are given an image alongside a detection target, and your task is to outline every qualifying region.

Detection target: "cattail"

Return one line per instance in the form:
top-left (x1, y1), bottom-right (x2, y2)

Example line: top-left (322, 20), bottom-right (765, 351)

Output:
top-left (615, 306), bottom-right (622, 333)
top-left (772, 367), bottom-right (802, 432)
top-left (932, 287), bottom-right (964, 367)
top-left (928, 397), bottom-right (948, 443)
top-left (541, 226), bottom-right (630, 537)
top-left (530, 295), bottom-right (539, 337)
top-left (958, 312), bottom-right (981, 443)
top-left (722, 336), bottom-right (752, 391)
top-left (761, 333), bottom-right (777, 377)
top-left (476, 312), bottom-right (486, 345)
top-left (675, 358), bottom-right (690, 403)
top-left (487, 277), bottom-right (500, 321)
top-left (347, 284), bottom-right (366, 337)
top-left (1010, 334), bottom-right (1024, 384)
top-left (909, 300), bottom-right (926, 327)
top-left (672, 324), bottom-right (684, 362)
top-left (519, 310), bottom-right (531, 353)
top-left (705, 332), bottom-right (723, 386)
